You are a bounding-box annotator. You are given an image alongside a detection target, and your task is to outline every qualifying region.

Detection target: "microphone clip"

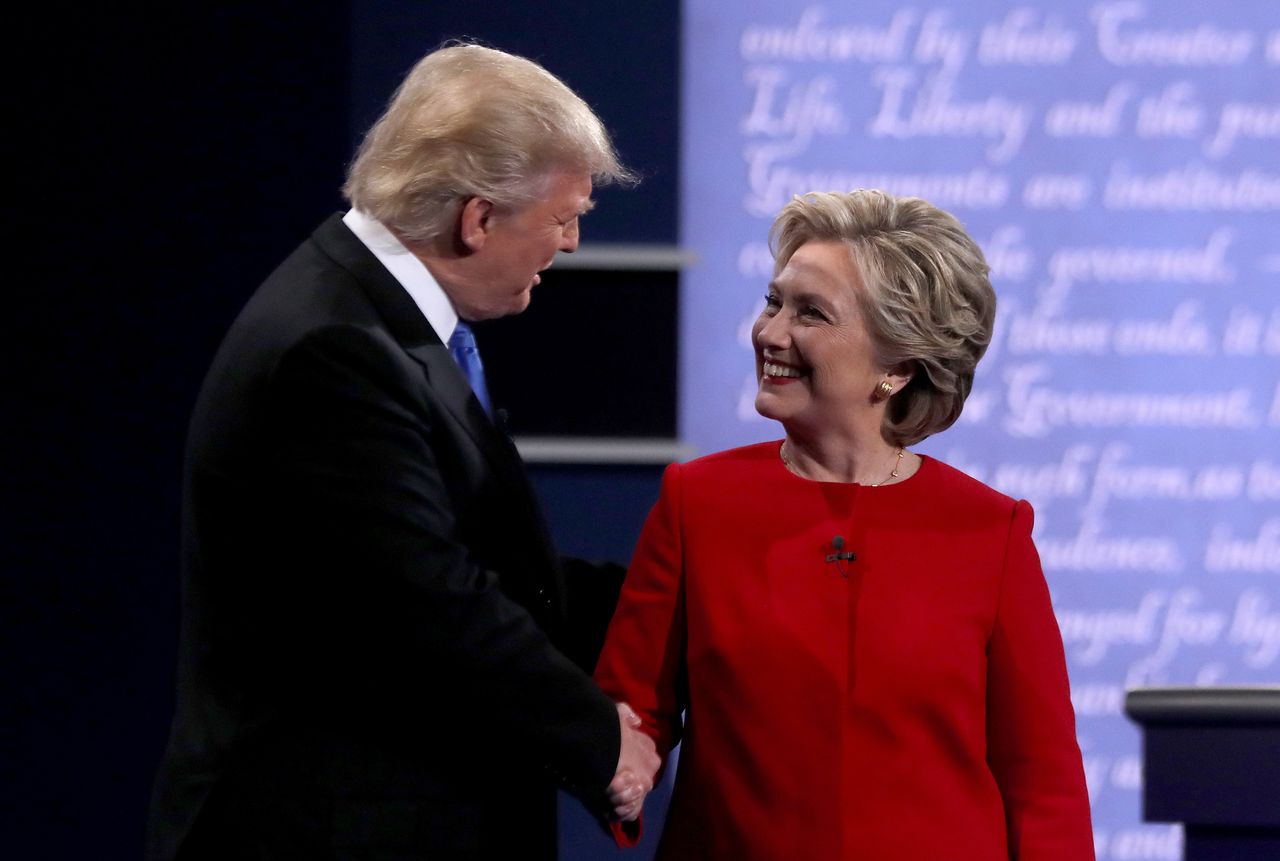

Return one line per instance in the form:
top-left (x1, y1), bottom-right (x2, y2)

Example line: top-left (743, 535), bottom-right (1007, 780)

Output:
top-left (825, 536), bottom-right (856, 574)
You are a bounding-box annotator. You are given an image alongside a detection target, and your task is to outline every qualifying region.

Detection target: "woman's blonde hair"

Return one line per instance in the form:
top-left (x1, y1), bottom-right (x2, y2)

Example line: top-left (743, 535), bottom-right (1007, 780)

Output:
top-left (344, 43), bottom-right (633, 244)
top-left (770, 189), bottom-right (996, 446)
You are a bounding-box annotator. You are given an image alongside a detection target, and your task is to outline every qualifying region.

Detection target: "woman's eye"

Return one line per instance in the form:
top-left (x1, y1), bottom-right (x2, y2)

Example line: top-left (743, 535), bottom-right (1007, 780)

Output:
top-left (763, 293), bottom-right (781, 308)
top-left (803, 305), bottom-right (827, 320)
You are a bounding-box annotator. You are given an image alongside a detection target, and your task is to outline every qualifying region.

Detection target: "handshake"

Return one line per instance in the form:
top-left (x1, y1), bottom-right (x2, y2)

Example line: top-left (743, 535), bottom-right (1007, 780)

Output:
top-left (608, 702), bottom-right (662, 822)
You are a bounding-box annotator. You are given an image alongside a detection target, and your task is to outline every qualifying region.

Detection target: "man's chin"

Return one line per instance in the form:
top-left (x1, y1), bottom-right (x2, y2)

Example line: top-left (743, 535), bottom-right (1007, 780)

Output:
top-left (503, 290), bottom-right (534, 316)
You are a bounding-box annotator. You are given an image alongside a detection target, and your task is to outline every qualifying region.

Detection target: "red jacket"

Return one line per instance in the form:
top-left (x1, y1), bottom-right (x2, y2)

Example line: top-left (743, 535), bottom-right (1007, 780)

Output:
top-left (596, 442), bottom-right (1094, 860)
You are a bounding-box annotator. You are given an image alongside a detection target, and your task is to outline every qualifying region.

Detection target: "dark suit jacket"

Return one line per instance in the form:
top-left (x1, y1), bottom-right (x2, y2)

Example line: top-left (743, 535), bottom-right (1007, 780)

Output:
top-left (147, 214), bottom-right (621, 860)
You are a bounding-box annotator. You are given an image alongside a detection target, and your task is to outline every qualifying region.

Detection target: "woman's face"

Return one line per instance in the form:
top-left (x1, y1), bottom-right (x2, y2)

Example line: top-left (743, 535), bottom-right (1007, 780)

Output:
top-left (752, 240), bottom-right (888, 435)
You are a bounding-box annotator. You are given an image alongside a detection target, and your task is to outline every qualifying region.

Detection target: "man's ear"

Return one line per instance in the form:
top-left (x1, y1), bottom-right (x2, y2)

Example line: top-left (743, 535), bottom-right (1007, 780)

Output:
top-left (458, 197), bottom-right (494, 252)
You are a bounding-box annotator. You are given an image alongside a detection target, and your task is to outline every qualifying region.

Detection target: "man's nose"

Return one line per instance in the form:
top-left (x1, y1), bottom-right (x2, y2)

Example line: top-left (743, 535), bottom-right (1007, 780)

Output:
top-left (560, 219), bottom-right (580, 253)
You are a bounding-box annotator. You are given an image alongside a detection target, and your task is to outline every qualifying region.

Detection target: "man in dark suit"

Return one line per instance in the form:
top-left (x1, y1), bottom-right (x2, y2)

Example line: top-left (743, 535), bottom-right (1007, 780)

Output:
top-left (146, 43), bottom-right (658, 860)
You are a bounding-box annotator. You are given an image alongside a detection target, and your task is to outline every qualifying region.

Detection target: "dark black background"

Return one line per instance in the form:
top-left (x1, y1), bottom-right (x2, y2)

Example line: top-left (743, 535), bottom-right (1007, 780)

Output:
top-left (8, 3), bottom-right (677, 856)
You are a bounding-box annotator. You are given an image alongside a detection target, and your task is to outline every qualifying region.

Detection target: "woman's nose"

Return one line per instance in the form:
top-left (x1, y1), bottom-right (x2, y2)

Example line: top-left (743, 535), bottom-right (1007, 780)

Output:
top-left (754, 311), bottom-right (789, 348)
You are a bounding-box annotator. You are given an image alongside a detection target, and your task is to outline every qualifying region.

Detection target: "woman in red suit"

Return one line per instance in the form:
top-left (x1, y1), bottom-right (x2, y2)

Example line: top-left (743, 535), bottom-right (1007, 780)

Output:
top-left (596, 190), bottom-right (1094, 860)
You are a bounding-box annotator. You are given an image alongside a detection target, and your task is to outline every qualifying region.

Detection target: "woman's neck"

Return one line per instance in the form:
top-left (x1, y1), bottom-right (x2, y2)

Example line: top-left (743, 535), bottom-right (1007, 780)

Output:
top-left (780, 429), bottom-right (913, 485)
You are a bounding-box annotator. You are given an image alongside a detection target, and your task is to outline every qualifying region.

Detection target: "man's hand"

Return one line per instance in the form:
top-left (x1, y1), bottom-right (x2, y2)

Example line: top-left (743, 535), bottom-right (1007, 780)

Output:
top-left (608, 702), bottom-right (659, 821)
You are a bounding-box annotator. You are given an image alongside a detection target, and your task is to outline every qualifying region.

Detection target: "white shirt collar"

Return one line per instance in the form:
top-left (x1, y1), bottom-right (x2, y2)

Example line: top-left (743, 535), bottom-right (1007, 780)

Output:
top-left (342, 208), bottom-right (458, 343)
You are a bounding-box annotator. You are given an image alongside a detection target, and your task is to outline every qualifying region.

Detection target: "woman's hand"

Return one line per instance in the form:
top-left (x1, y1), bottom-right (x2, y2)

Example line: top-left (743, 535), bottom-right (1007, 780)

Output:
top-left (609, 702), bottom-right (658, 821)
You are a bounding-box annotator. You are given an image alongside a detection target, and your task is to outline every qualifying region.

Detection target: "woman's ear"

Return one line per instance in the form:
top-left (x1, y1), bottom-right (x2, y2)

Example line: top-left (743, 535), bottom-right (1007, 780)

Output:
top-left (883, 361), bottom-right (914, 396)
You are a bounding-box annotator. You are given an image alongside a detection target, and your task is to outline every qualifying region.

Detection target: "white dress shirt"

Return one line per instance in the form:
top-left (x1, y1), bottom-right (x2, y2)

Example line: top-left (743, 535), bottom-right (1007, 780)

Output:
top-left (342, 208), bottom-right (458, 343)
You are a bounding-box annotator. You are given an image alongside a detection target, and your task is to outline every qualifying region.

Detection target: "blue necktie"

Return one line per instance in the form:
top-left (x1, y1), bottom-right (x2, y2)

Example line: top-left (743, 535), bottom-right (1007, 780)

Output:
top-left (447, 321), bottom-right (493, 418)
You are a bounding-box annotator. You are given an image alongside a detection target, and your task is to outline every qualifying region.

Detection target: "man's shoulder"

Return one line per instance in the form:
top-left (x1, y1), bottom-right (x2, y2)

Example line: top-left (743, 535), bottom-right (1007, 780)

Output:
top-left (237, 217), bottom-right (386, 337)
top-left (192, 218), bottom-right (391, 411)
top-left (259, 214), bottom-right (365, 290)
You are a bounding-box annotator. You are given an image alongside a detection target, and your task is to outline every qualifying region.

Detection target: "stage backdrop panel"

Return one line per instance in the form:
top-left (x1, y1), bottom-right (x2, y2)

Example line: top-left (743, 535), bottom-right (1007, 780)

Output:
top-left (680, 2), bottom-right (1279, 857)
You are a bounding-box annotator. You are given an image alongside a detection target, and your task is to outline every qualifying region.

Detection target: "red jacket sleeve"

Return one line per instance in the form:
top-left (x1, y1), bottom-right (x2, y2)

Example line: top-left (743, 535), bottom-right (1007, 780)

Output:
top-left (594, 463), bottom-right (690, 846)
top-left (986, 500), bottom-right (1096, 860)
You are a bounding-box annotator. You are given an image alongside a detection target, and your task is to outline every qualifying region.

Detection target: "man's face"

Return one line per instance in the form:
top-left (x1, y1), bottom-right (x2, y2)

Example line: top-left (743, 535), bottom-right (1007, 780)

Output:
top-left (451, 170), bottom-right (594, 320)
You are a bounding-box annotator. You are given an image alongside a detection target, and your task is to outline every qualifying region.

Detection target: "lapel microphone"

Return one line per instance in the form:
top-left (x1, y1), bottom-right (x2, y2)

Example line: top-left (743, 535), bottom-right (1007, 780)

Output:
top-left (825, 535), bottom-right (856, 565)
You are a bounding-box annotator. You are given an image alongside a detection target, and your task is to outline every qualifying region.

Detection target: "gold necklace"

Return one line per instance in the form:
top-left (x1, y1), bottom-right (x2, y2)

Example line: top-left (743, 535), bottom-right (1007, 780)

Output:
top-left (779, 441), bottom-right (905, 486)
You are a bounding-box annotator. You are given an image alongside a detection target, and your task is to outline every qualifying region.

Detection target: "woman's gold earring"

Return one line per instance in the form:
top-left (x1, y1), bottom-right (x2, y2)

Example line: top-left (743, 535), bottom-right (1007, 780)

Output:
top-left (875, 380), bottom-right (894, 400)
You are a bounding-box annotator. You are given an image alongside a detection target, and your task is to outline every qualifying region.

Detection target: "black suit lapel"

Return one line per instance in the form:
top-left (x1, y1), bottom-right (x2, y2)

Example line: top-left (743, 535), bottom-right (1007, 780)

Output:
top-left (308, 214), bottom-right (500, 463)
top-left (308, 214), bottom-right (564, 606)
top-left (402, 339), bottom-right (565, 603)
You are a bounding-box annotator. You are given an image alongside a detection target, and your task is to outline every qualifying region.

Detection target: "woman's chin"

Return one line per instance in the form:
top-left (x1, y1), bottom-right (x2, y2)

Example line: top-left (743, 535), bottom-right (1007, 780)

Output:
top-left (754, 392), bottom-right (790, 423)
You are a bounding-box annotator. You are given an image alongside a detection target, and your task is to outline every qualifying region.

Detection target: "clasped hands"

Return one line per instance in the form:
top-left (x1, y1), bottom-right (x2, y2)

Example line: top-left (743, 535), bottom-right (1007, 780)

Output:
top-left (608, 702), bottom-right (660, 822)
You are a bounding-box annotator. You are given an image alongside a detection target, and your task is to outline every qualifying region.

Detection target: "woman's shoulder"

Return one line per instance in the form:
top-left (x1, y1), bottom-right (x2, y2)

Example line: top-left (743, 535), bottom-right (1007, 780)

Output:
top-left (676, 440), bottom-right (780, 475)
top-left (662, 441), bottom-right (783, 499)
top-left (915, 455), bottom-right (1025, 519)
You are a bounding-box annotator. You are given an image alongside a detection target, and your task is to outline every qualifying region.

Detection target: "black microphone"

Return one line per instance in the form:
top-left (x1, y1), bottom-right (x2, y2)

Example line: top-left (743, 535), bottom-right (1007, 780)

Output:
top-left (825, 535), bottom-right (856, 564)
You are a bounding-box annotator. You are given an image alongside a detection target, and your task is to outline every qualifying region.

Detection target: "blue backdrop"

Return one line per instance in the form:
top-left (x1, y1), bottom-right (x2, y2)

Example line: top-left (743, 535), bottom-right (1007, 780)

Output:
top-left (680, 2), bottom-right (1279, 857)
